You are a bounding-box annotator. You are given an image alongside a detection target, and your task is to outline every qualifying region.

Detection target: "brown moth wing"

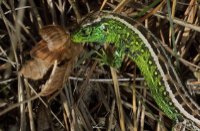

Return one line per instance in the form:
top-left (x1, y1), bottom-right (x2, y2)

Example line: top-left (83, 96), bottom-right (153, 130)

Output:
top-left (39, 25), bottom-right (70, 51)
top-left (40, 62), bottom-right (69, 96)
top-left (20, 25), bottom-right (70, 80)
top-left (40, 44), bottom-right (83, 96)
top-left (30, 40), bottom-right (69, 65)
top-left (19, 58), bottom-right (51, 80)
top-left (20, 25), bottom-right (83, 95)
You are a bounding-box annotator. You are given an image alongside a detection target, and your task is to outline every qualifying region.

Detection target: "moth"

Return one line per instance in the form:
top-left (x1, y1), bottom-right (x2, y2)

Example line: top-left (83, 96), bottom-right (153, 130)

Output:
top-left (20, 25), bottom-right (82, 96)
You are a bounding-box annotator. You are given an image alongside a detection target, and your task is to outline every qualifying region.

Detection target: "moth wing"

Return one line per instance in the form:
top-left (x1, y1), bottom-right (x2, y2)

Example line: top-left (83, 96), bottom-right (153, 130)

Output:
top-left (19, 58), bottom-right (50, 80)
top-left (39, 25), bottom-right (70, 51)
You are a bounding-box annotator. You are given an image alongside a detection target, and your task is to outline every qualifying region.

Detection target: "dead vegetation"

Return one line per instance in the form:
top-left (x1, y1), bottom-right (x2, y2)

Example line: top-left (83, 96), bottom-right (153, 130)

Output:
top-left (0, 0), bottom-right (200, 131)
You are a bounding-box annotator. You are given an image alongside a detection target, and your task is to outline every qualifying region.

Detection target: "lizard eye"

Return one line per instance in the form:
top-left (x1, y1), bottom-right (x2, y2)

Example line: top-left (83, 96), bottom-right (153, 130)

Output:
top-left (100, 24), bottom-right (108, 32)
top-left (81, 28), bottom-right (91, 36)
top-left (100, 25), bottom-right (105, 30)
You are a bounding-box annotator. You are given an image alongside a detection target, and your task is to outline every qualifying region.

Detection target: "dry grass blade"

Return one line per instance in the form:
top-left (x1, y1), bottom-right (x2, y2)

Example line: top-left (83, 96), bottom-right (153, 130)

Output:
top-left (139, 0), bottom-right (166, 22)
top-left (132, 67), bottom-right (137, 131)
top-left (113, 0), bottom-right (131, 13)
top-left (110, 67), bottom-right (125, 131)
top-left (68, 0), bottom-right (81, 23)
top-left (100, 0), bottom-right (108, 11)
top-left (180, 0), bottom-right (198, 57)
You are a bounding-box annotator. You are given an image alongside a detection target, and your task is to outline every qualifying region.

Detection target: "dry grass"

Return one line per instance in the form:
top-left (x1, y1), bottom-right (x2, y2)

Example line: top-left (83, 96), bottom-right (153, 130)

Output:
top-left (0, 0), bottom-right (199, 131)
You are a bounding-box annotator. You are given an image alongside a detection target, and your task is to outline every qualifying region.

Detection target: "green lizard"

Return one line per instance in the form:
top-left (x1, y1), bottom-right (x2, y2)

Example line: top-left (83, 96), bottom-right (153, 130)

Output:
top-left (71, 11), bottom-right (200, 130)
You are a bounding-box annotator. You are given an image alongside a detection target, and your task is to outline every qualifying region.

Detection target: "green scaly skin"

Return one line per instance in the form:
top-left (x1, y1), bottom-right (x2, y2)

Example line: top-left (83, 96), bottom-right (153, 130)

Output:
top-left (71, 12), bottom-right (182, 122)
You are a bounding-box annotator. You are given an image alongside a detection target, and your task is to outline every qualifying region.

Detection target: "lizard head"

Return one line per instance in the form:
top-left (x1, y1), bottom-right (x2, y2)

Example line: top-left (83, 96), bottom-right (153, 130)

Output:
top-left (71, 11), bottom-right (113, 44)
